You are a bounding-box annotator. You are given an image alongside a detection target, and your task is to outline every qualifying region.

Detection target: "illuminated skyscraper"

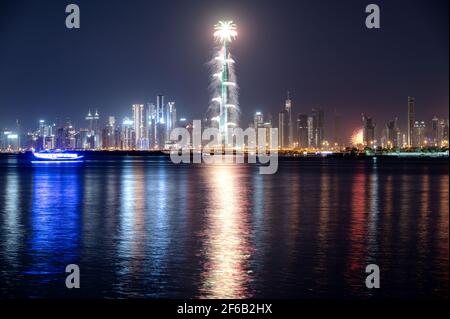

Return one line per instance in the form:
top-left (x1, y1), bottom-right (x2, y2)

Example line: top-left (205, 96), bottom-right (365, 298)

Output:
top-left (297, 114), bottom-right (309, 148)
top-left (157, 95), bottom-right (165, 123)
top-left (385, 117), bottom-right (400, 148)
top-left (312, 108), bottom-right (324, 148)
top-left (210, 20), bottom-right (239, 146)
top-left (121, 117), bottom-right (134, 150)
top-left (285, 92), bottom-right (293, 147)
top-left (254, 111), bottom-right (264, 142)
top-left (431, 116), bottom-right (439, 146)
top-left (133, 104), bottom-right (149, 150)
top-left (414, 120), bottom-right (426, 147)
top-left (307, 116), bottom-right (314, 147)
top-left (85, 109), bottom-right (101, 149)
top-left (166, 101), bottom-right (177, 142)
top-left (407, 96), bottom-right (415, 147)
top-left (278, 110), bottom-right (289, 148)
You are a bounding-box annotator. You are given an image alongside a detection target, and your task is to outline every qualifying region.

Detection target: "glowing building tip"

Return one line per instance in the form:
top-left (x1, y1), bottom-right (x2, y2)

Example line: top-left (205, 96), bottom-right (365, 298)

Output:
top-left (214, 20), bottom-right (237, 43)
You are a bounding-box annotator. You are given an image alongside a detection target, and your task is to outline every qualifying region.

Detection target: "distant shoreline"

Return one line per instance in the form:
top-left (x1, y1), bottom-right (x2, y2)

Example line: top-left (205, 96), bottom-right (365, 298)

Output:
top-left (0, 150), bottom-right (448, 161)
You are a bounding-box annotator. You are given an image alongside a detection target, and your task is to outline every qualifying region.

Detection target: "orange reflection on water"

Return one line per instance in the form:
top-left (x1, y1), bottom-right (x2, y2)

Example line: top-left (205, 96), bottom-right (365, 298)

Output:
top-left (346, 166), bottom-right (368, 293)
top-left (199, 165), bottom-right (252, 299)
top-left (438, 175), bottom-right (449, 292)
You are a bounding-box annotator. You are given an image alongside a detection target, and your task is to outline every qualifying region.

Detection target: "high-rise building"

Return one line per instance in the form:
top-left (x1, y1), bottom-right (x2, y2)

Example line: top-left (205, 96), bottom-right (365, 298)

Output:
top-left (385, 117), bottom-right (400, 148)
top-left (307, 116), bottom-right (314, 148)
top-left (157, 95), bottom-right (165, 123)
top-left (133, 104), bottom-right (149, 150)
top-left (121, 117), bottom-right (134, 150)
top-left (414, 120), bottom-right (426, 147)
top-left (362, 114), bottom-right (376, 147)
top-left (312, 108), bottom-right (324, 148)
top-left (211, 21), bottom-right (239, 147)
top-left (254, 111), bottom-right (264, 143)
top-left (431, 116), bottom-right (439, 146)
top-left (166, 101), bottom-right (177, 142)
top-left (439, 118), bottom-right (449, 147)
top-left (333, 110), bottom-right (342, 147)
top-left (85, 109), bottom-right (101, 149)
top-left (278, 110), bottom-right (289, 148)
top-left (261, 121), bottom-right (273, 148)
top-left (297, 113), bottom-right (309, 148)
top-left (407, 96), bottom-right (415, 147)
top-left (102, 116), bottom-right (117, 149)
top-left (285, 92), bottom-right (293, 147)
top-left (254, 111), bottom-right (263, 130)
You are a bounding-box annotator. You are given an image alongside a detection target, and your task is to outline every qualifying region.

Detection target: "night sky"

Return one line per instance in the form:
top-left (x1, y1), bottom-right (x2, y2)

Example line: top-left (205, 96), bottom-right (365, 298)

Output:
top-left (0, 0), bottom-right (448, 140)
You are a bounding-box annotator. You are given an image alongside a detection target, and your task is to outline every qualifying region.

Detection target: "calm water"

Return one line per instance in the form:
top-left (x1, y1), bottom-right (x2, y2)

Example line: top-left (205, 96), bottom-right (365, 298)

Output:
top-left (0, 155), bottom-right (448, 299)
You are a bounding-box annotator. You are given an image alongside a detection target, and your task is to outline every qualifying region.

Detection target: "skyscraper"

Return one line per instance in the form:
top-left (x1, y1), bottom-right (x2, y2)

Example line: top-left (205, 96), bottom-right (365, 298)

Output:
top-left (362, 114), bottom-right (376, 147)
top-left (121, 117), bottom-right (134, 150)
top-left (414, 120), bottom-right (426, 147)
top-left (407, 96), bottom-right (415, 147)
top-left (297, 113), bottom-right (309, 148)
top-left (166, 101), bottom-right (177, 142)
top-left (285, 92), bottom-right (293, 147)
top-left (333, 110), bottom-right (342, 147)
top-left (431, 116), bottom-right (439, 146)
top-left (85, 109), bottom-right (101, 149)
top-left (133, 104), bottom-right (149, 150)
top-left (254, 111), bottom-right (264, 143)
top-left (439, 118), bottom-right (449, 147)
top-left (278, 110), bottom-right (289, 148)
top-left (157, 95), bottom-right (165, 123)
top-left (385, 117), bottom-right (400, 148)
top-left (312, 108), bottom-right (324, 148)
top-left (211, 21), bottom-right (239, 147)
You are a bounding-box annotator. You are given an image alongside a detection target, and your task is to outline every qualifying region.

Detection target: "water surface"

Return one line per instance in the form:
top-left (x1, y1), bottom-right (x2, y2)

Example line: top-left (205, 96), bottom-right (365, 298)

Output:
top-left (0, 155), bottom-right (448, 298)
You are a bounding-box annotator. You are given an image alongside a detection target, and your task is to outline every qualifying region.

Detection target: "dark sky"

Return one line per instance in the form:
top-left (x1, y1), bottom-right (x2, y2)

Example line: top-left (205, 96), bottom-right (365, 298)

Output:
top-left (0, 0), bottom-right (448, 140)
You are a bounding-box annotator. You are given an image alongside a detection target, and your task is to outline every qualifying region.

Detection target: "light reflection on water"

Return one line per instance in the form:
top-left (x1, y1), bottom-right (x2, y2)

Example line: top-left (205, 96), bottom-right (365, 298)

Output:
top-left (0, 157), bottom-right (448, 298)
top-left (198, 165), bottom-right (252, 298)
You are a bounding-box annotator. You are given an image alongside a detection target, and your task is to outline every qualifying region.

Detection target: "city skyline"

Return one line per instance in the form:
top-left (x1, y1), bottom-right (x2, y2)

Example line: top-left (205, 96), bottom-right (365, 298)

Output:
top-left (0, 0), bottom-right (448, 139)
top-left (0, 0), bottom-right (448, 305)
top-left (1, 92), bottom-right (448, 151)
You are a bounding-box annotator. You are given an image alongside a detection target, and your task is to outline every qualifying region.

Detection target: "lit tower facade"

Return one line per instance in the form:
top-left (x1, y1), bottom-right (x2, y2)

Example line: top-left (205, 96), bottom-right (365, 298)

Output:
top-left (133, 104), bottom-right (149, 150)
top-left (285, 92), bottom-right (293, 147)
top-left (407, 96), bottom-right (415, 147)
top-left (212, 20), bottom-right (239, 146)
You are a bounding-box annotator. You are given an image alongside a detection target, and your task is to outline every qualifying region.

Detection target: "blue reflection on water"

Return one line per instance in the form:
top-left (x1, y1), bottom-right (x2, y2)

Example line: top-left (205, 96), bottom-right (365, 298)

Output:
top-left (26, 167), bottom-right (81, 281)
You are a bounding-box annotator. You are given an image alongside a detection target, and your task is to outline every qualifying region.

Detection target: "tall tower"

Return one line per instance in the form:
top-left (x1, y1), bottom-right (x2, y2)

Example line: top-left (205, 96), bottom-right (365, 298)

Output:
top-left (285, 92), bottom-right (293, 147)
top-left (86, 109), bottom-right (94, 131)
top-left (407, 96), bottom-right (415, 147)
top-left (362, 113), bottom-right (376, 147)
top-left (278, 110), bottom-right (288, 148)
top-left (166, 101), bottom-right (176, 140)
top-left (297, 114), bottom-right (309, 148)
top-left (133, 104), bottom-right (149, 150)
top-left (212, 20), bottom-right (239, 147)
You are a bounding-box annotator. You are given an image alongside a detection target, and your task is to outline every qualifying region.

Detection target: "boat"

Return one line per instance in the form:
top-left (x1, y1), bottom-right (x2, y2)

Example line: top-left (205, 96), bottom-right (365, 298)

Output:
top-left (31, 150), bottom-right (84, 163)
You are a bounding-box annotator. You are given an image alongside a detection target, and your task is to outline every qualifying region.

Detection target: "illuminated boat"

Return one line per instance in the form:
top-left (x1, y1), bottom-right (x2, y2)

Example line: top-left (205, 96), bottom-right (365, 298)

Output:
top-left (31, 150), bottom-right (84, 163)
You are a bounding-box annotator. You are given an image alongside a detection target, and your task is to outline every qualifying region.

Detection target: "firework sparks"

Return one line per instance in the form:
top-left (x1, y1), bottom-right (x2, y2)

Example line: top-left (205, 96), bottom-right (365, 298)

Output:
top-left (351, 128), bottom-right (364, 146)
top-left (214, 21), bottom-right (238, 43)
